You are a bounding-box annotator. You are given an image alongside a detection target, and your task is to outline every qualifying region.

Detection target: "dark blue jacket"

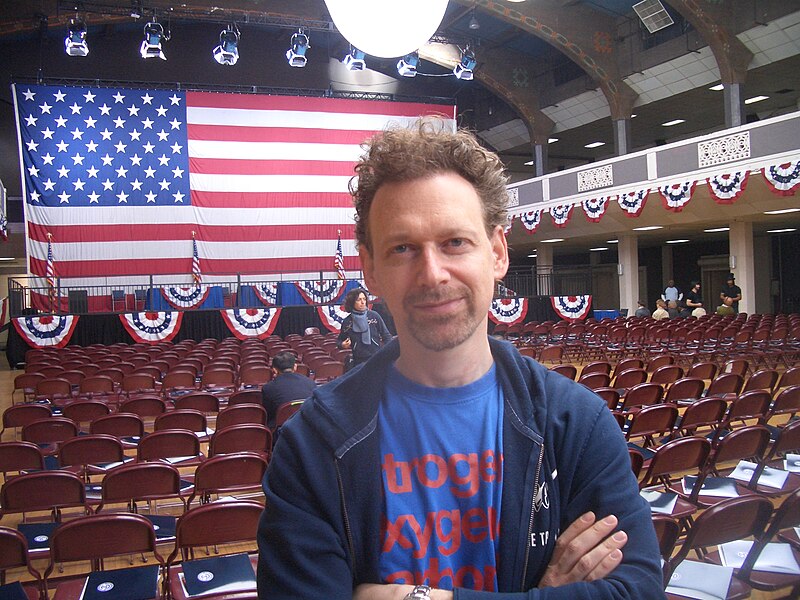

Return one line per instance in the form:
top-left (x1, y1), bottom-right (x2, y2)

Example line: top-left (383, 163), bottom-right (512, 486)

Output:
top-left (257, 338), bottom-right (664, 599)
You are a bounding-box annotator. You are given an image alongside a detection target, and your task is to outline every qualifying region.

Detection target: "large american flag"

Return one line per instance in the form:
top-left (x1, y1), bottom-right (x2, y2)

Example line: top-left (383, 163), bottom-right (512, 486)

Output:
top-left (14, 83), bottom-right (455, 300)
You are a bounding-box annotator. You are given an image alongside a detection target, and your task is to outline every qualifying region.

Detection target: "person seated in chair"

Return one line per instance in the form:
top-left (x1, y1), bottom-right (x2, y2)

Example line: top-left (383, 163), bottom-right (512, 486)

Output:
top-left (260, 351), bottom-right (316, 429)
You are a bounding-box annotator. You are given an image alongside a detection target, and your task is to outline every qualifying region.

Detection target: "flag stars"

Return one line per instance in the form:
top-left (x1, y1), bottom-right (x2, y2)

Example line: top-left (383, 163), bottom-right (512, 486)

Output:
top-left (130, 154), bottom-right (143, 167)
top-left (157, 154), bottom-right (170, 166)
top-left (22, 89), bottom-right (35, 101)
top-left (157, 129), bottom-right (169, 142)
top-left (101, 154), bottom-right (114, 166)
top-left (88, 191), bottom-right (100, 203)
top-left (85, 140), bottom-right (98, 153)
top-left (70, 128), bottom-right (84, 140)
top-left (100, 129), bottom-right (113, 141)
top-left (113, 92), bottom-right (125, 103)
top-left (72, 179), bottom-right (86, 191)
top-left (170, 142), bottom-right (183, 154)
top-left (53, 90), bottom-right (66, 102)
top-left (86, 166), bottom-right (99, 178)
top-left (41, 127), bottom-right (55, 139)
top-left (158, 178), bottom-right (171, 190)
top-left (30, 190), bottom-right (41, 202)
top-left (144, 166), bottom-right (156, 178)
top-left (117, 191), bottom-right (129, 203)
top-left (83, 91), bottom-right (96, 103)
top-left (169, 118), bottom-right (182, 130)
top-left (114, 141), bottom-right (127, 153)
top-left (172, 166), bottom-right (184, 178)
top-left (131, 179), bottom-right (143, 191)
top-left (84, 116), bottom-right (97, 128)
top-left (41, 153), bottom-right (55, 165)
top-left (43, 179), bottom-right (56, 191)
top-left (102, 179), bottom-right (114, 191)
top-left (39, 102), bottom-right (52, 114)
top-left (169, 94), bottom-right (181, 105)
top-left (142, 141), bottom-right (155, 154)
top-left (69, 103), bottom-right (82, 115)
top-left (155, 105), bottom-right (168, 117)
top-left (173, 191), bottom-right (186, 203)
top-left (113, 116), bottom-right (126, 128)
top-left (99, 103), bottom-right (111, 116)
top-left (26, 140), bottom-right (39, 152)
top-left (56, 140), bottom-right (70, 153)
top-left (115, 165), bottom-right (128, 178)
top-left (57, 165), bottom-right (70, 178)
top-left (127, 105), bottom-right (141, 117)
top-left (145, 191), bottom-right (158, 203)
top-left (141, 93), bottom-right (153, 105)
top-left (27, 165), bottom-right (40, 177)
top-left (58, 191), bottom-right (71, 203)
top-left (54, 115), bottom-right (68, 128)
top-left (141, 117), bottom-right (154, 130)
top-left (71, 153), bottom-right (85, 165)
top-left (129, 129), bottom-right (142, 141)
top-left (24, 114), bottom-right (37, 127)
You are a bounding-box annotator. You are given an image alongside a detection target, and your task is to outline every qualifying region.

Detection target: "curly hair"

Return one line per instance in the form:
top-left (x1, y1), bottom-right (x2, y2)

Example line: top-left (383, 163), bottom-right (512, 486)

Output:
top-left (343, 288), bottom-right (368, 313)
top-left (349, 120), bottom-right (509, 252)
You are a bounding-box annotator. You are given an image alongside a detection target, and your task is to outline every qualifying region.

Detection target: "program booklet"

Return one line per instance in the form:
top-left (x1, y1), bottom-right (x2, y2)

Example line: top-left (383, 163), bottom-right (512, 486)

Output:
top-left (79, 565), bottom-right (159, 600)
top-left (640, 490), bottom-right (678, 515)
top-left (682, 475), bottom-right (739, 498)
top-left (143, 514), bottom-right (176, 540)
top-left (729, 460), bottom-right (789, 489)
top-left (785, 453), bottom-right (800, 473)
top-left (17, 522), bottom-right (58, 551)
top-left (665, 559), bottom-right (733, 600)
top-left (0, 581), bottom-right (29, 600)
top-left (180, 553), bottom-right (256, 597)
top-left (718, 540), bottom-right (800, 574)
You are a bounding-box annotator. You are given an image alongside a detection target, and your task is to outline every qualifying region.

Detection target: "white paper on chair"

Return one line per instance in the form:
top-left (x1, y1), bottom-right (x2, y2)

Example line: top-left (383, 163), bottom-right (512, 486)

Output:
top-left (162, 455), bottom-right (198, 464)
top-left (665, 560), bottom-right (733, 600)
top-left (718, 540), bottom-right (800, 574)
top-left (640, 490), bottom-right (678, 514)
top-left (785, 453), bottom-right (800, 473)
top-left (729, 460), bottom-right (789, 489)
top-left (682, 476), bottom-right (739, 497)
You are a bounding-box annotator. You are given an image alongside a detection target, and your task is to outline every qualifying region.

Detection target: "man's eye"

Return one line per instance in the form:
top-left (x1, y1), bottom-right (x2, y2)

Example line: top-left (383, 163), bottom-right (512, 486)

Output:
top-left (448, 238), bottom-right (465, 247)
top-left (392, 245), bottom-right (408, 254)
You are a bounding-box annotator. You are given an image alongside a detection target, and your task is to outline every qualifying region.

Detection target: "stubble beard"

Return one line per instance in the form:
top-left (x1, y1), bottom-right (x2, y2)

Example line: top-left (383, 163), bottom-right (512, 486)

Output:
top-left (402, 286), bottom-right (482, 352)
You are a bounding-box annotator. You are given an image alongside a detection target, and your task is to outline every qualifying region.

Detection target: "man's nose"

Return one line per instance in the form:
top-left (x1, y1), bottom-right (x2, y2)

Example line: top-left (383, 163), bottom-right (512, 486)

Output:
top-left (416, 247), bottom-right (450, 287)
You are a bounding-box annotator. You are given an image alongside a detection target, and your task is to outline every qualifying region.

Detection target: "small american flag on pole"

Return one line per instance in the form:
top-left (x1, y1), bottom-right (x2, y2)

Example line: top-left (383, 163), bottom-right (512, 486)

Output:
top-left (334, 229), bottom-right (346, 280)
top-left (191, 231), bottom-right (202, 285)
top-left (46, 232), bottom-right (55, 290)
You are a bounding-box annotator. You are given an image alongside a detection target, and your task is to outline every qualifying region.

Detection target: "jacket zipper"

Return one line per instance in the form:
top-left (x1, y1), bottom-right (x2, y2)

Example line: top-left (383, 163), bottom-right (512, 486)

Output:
top-left (335, 459), bottom-right (357, 571)
top-left (521, 444), bottom-right (544, 589)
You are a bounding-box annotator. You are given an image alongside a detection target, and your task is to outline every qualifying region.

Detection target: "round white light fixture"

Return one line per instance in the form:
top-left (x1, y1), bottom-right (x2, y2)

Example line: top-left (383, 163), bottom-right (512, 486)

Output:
top-left (324, 0), bottom-right (449, 58)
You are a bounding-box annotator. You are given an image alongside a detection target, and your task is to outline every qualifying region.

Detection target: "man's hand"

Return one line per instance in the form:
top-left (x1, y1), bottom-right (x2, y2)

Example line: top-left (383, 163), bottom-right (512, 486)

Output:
top-left (353, 584), bottom-right (453, 600)
top-left (538, 512), bottom-right (627, 588)
top-left (341, 337), bottom-right (352, 349)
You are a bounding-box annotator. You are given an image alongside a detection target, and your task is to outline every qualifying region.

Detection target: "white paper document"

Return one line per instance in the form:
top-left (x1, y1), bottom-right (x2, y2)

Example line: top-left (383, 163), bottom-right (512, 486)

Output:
top-left (666, 559), bottom-right (733, 600)
top-left (640, 490), bottom-right (678, 515)
top-left (729, 460), bottom-right (789, 489)
top-left (718, 540), bottom-right (800, 574)
top-left (784, 453), bottom-right (800, 473)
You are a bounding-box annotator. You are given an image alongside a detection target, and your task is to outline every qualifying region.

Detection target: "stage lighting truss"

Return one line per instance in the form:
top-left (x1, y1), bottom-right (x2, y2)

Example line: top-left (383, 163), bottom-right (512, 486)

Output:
top-left (65, 17), bottom-right (89, 57)
top-left (286, 29), bottom-right (309, 68)
top-left (140, 20), bottom-right (168, 60)
top-left (396, 52), bottom-right (419, 78)
top-left (342, 45), bottom-right (366, 71)
top-left (453, 46), bottom-right (476, 81)
top-left (214, 24), bottom-right (240, 66)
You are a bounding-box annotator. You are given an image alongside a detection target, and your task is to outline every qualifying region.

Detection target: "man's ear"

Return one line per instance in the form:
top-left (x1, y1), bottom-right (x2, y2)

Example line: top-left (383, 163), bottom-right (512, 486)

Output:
top-left (490, 225), bottom-right (509, 281)
top-left (359, 246), bottom-right (382, 297)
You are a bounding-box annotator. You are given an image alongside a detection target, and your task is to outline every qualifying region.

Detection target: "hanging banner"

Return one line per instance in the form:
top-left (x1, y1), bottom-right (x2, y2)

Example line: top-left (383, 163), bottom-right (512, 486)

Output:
top-left (581, 196), bottom-right (614, 223)
top-left (295, 279), bottom-right (346, 306)
top-left (551, 295), bottom-right (592, 321)
top-left (220, 308), bottom-right (281, 340)
top-left (252, 283), bottom-right (278, 306)
top-left (659, 181), bottom-right (695, 212)
top-left (13, 314), bottom-right (78, 348)
top-left (520, 209), bottom-right (543, 233)
top-left (488, 298), bottom-right (528, 325)
top-left (161, 285), bottom-right (209, 309)
top-left (120, 311), bottom-right (183, 344)
top-left (550, 204), bottom-right (574, 228)
top-left (762, 161), bottom-right (800, 196)
top-left (707, 171), bottom-right (750, 204)
top-left (317, 304), bottom-right (350, 333)
top-left (618, 189), bottom-right (649, 217)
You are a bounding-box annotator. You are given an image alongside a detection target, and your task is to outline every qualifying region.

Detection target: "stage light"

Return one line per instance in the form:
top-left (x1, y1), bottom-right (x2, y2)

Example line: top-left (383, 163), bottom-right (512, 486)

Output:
top-left (286, 30), bottom-right (309, 68)
top-left (65, 17), bottom-right (89, 57)
top-left (397, 52), bottom-right (419, 77)
top-left (468, 11), bottom-right (480, 30)
top-left (140, 21), bottom-right (167, 60)
top-left (213, 25), bottom-right (240, 66)
top-left (453, 46), bottom-right (476, 80)
top-left (343, 46), bottom-right (366, 71)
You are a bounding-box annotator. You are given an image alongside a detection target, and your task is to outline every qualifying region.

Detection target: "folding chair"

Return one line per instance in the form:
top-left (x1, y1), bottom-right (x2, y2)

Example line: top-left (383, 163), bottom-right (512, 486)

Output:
top-left (577, 372), bottom-right (611, 391)
top-left (616, 382), bottom-right (663, 414)
top-left (208, 425), bottom-right (272, 460)
top-left (1, 404), bottom-right (52, 440)
top-left (671, 397), bottom-right (727, 440)
top-left (61, 399), bottom-right (110, 432)
top-left (652, 515), bottom-right (681, 586)
top-left (187, 452), bottom-right (268, 507)
top-left (582, 360), bottom-right (612, 376)
top-left (154, 410), bottom-right (209, 437)
top-left (90, 413), bottom-right (145, 448)
top-left (0, 470), bottom-right (91, 531)
top-left (174, 392), bottom-right (220, 415)
top-left (0, 526), bottom-right (44, 600)
top-left (216, 404), bottom-right (267, 431)
top-left (706, 372), bottom-right (744, 400)
top-left (137, 430), bottom-right (204, 469)
top-left (160, 370), bottom-right (198, 400)
top-left (21, 417), bottom-right (78, 456)
top-left (11, 373), bottom-right (45, 405)
top-left (274, 400), bottom-right (304, 432)
top-left (0, 441), bottom-right (45, 483)
top-left (549, 364), bottom-right (577, 380)
top-left (110, 289), bottom-right (126, 311)
top-left (57, 434), bottom-right (128, 483)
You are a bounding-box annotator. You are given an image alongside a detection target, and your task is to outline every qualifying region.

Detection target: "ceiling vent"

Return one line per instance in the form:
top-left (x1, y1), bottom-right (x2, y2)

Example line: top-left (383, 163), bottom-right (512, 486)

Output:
top-left (633, 0), bottom-right (674, 34)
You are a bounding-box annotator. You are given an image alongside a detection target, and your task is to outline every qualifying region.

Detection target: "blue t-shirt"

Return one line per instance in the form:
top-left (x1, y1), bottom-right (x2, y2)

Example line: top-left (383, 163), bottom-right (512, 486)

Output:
top-left (378, 364), bottom-right (504, 591)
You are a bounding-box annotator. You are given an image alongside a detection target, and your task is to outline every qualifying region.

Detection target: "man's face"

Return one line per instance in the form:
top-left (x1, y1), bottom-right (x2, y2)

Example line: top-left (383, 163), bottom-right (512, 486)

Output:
top-left (668, 280), bottom-right (674, 287)
top-left (354, 292), bottom-right (367, 312)
top-left (360, 172), bottom-right (508, 353)
top-left (727, 278), bottom-right (734, 286)
top-left (694, 284), bottom-right (701, 292)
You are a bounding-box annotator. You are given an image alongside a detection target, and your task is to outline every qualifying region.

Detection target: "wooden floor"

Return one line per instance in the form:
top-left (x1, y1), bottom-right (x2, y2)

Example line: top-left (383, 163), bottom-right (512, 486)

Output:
top-left (0, 350), bottom-right (791, 598)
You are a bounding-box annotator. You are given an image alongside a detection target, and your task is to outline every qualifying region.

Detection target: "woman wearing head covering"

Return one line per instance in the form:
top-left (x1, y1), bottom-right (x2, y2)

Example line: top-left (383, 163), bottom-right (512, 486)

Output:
top-left (337, 288), bottom-right (392, 370)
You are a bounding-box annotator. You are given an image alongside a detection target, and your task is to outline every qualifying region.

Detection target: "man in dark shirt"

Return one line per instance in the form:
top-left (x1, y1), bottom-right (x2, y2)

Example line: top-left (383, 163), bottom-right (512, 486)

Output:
top-left (261, 351), bottom-right (316, 429)
top-left (719, 272), bottom-right (742, 314)
top-left (685, 281), bottom-right (703, 314)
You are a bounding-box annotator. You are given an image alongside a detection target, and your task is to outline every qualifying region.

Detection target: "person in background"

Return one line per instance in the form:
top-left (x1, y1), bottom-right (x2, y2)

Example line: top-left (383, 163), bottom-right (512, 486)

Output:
top-left (652, 298), bottom-right (669, 320)
top-left (260, 351), bottom-right (317, 429)
top-left (662, 279), bottom-right (681, 303)
top-left (634, 299), bottom-right (651, 318)
top-left (337, 287), bottom-right (392, 370)
top-left (684, 281), bottom-right (703, 315)
top-left (719, 272), bottom-right (742, 314)
top-left (258, 123), bottom-right (663, 600)
top-left (667, 300), bottom-right (680, 319)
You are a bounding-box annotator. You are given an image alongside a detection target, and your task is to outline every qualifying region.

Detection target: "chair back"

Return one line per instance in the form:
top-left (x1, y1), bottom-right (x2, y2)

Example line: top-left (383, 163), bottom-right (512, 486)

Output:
top-left (209, 424), bottom-right (272, 458)
top-left (137, 429), bottom-right (201, 462)
top-left (0, 470), bottom-right (88, 517)
top-left (216, 404), bottom-right (267, 430)
top-left (154, 409), bottom-right (207, 434)
top-left (188, 452), bottom-right (268, 506)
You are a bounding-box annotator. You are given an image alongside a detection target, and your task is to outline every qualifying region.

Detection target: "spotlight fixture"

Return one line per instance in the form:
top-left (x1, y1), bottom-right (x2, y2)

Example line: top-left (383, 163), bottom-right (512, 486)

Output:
top-left (396, 52), bottom-right (419, 77)
top-left (213, 24), bottom-right (240, 66)
top-left (140, 20), bottom-right (168, 60)
top-left (342, 46), bottom-right (366, 71)
top-left (468, 10), bottom-right (480, 30)
top-left (286, 29), bottom-right (309, 68)
top-left (453, 46), bottom-right (476, 81)
top-left (65, 17), bottom-right (89, 57)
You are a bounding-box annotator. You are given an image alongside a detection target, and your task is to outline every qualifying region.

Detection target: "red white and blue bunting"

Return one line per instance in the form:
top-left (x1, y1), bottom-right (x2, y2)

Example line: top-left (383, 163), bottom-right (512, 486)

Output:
top-left (13, 314), bottom-right (78, 348)
top-left (295, 279), bottom-right (346, 306)
top-left (659, 181), bottom-right (695, 212)
top-left (317, 304), bottom-right (350, 333)
top-left (220, 308), bottom-right (281, 340)
top-left (762, 161), bottom-right (800, 196)
top-left (582, 196), bottom-right (613, 223)
top-left (551, 295), bottom-right (592, 321)
top-left (550, 204), bottom-right (574, 228)
top-left (120, 311), bottom-right (183, 344)
top-left (707, 171), bottom-right (750, 204)
top-left (252, 283), bottom-right (278, 306)
top-left (161, 285), bottom-right (209, 310)
top-left (520, 209), bottom-right (544, 233)
top-left (488, 298), bottom-right (528, 326)
top-left (617, 189), bottom-right (649, 217)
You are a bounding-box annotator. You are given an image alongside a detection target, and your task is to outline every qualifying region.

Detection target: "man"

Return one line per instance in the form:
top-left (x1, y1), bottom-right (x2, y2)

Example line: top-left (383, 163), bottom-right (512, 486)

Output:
top-left (652, 299), bottom-right (669, 320)
top-left (257, 124), bottom-right (663, 599)
top-left (684, 281), bottom-right (703, 316)
top-left (661, 279), bottom-right (681, 303)
top-left (634, 300), bottom-right (651, 318)
top-left (260, 351), bottom-right (316, 429)
top-left (719, 273), bottom-right (742, 314)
